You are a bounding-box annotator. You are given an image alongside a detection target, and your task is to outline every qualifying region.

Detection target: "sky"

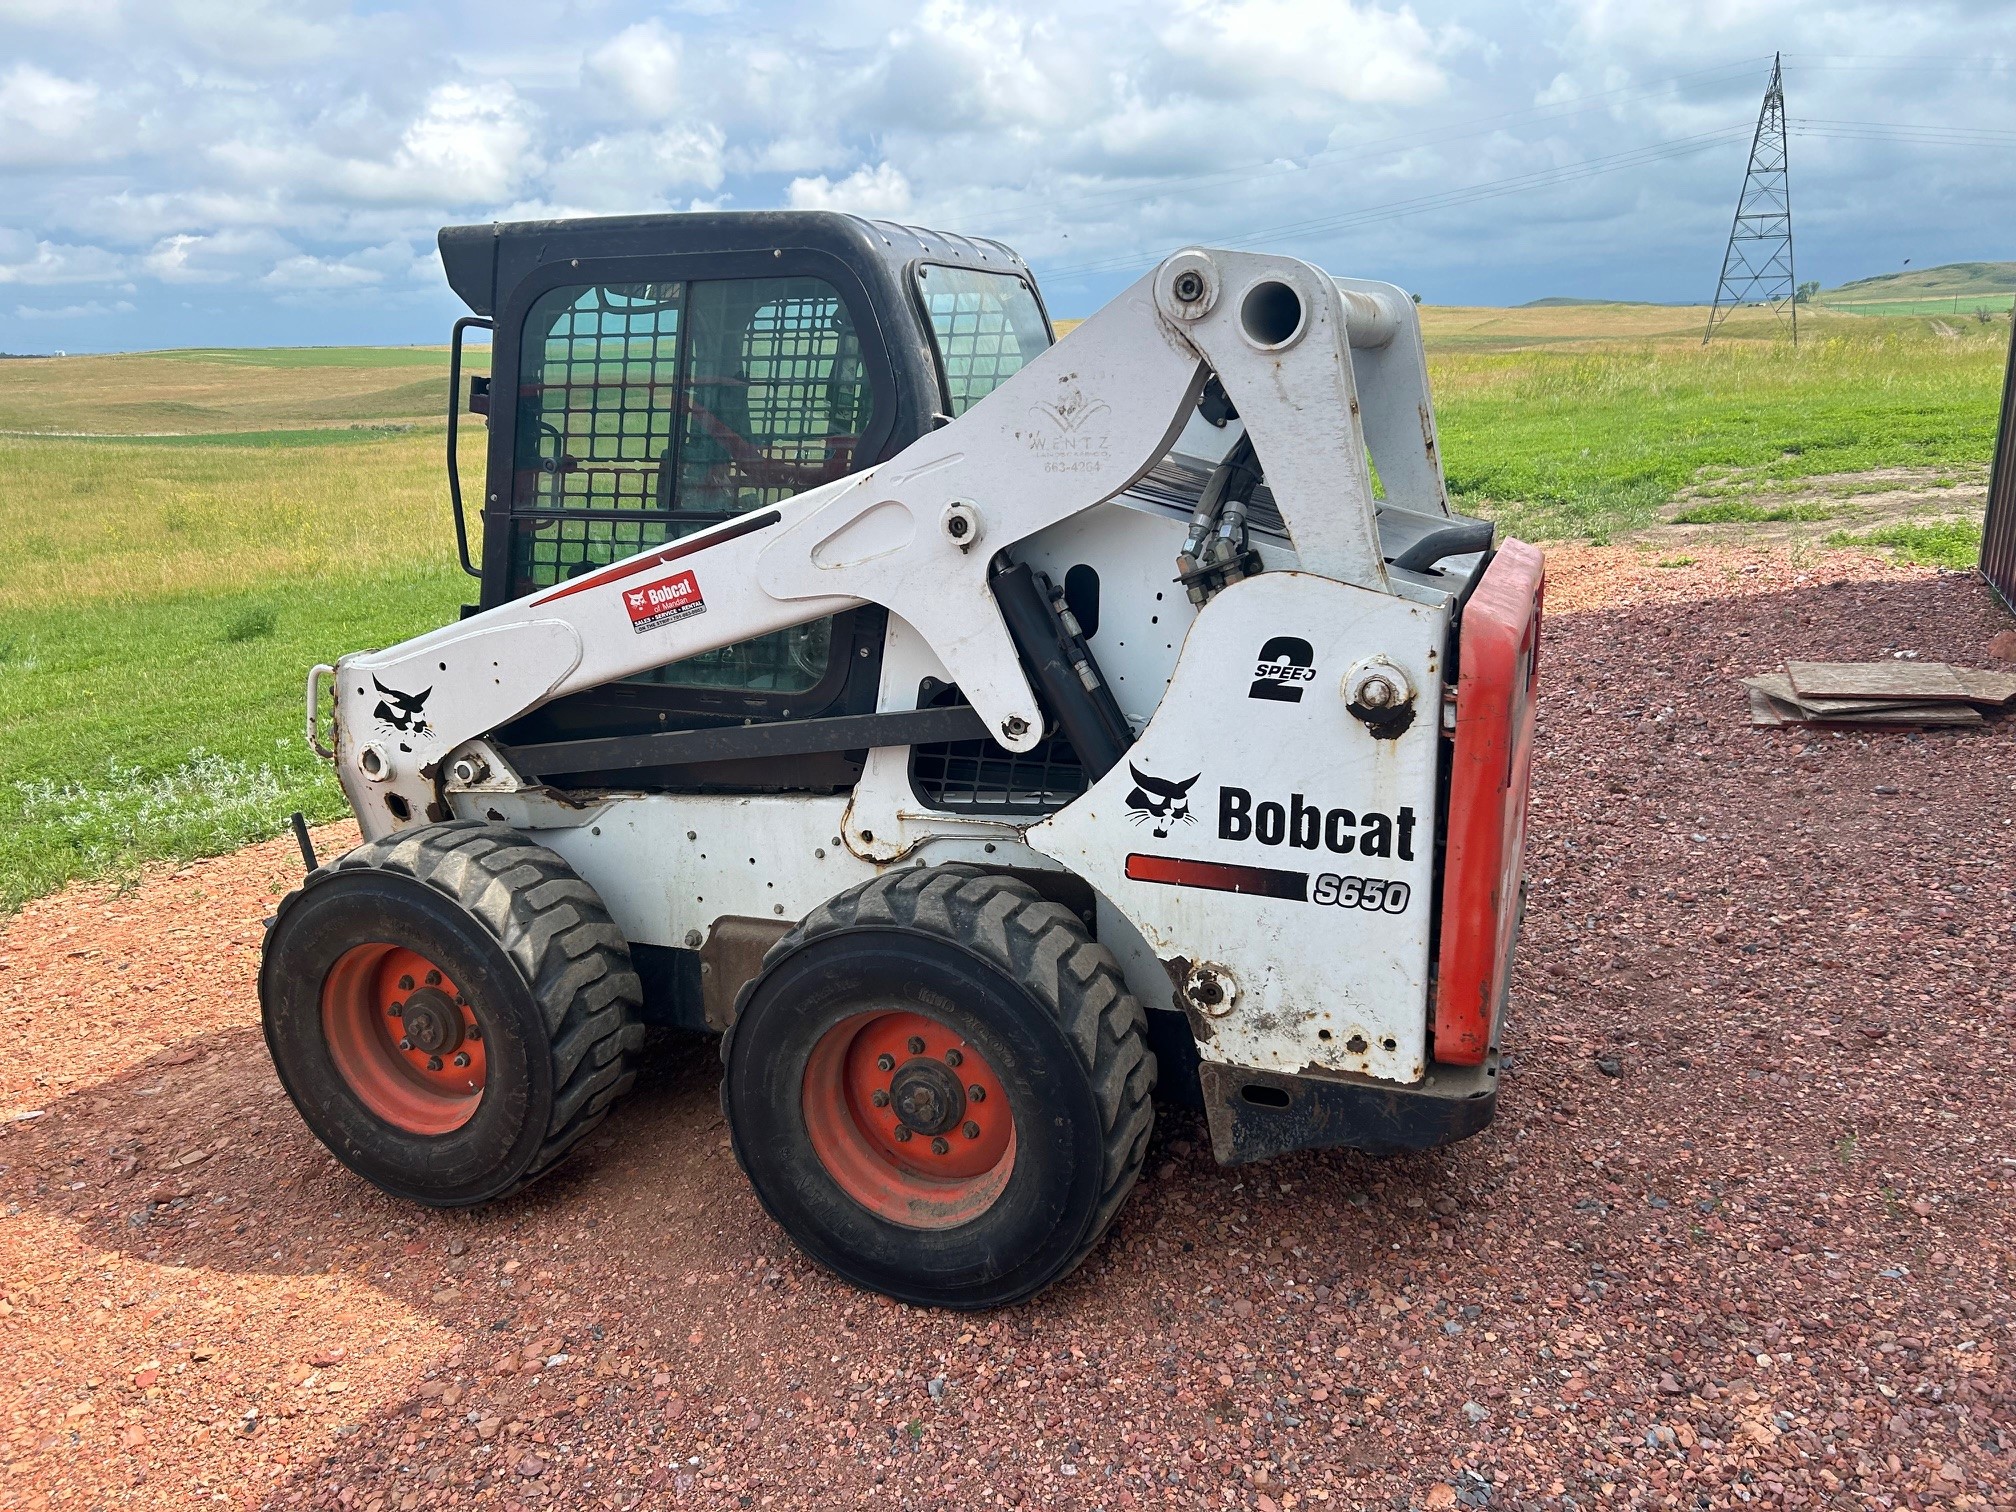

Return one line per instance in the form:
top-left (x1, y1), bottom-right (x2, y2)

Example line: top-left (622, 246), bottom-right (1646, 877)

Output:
top-left (1, 0), bottom-right (2012, 352)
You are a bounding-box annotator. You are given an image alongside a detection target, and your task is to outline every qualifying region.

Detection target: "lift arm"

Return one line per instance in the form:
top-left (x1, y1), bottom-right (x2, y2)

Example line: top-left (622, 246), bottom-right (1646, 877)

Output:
top-left (328, 249), bottom-right (1421, 838)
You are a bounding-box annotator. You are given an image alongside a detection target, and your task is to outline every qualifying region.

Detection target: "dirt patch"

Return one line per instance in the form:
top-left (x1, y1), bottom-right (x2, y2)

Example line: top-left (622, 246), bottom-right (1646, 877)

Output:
top-left (1620, 466), bottom-right (1988, 553)
top-left (3, 550), bottom-right (2014, 1510)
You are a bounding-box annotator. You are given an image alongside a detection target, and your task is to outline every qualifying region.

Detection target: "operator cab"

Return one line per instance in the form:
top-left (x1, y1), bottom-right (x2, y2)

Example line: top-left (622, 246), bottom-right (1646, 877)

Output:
top-left (439, 211), bottom-right (1053, 784)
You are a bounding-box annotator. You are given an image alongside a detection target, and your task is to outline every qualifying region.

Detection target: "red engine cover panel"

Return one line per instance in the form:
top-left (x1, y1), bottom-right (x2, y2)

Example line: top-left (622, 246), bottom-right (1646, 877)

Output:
top-left (1433, 540), bottom-right (1545, 1066)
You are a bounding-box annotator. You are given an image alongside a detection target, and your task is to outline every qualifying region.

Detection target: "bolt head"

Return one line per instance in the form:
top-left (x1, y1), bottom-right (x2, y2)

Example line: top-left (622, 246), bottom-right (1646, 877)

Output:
top-left (945, 1048), bottom-right (963, 1067)
top-left (871, 1089), bottom-right (891, 1108)
top-left (427, 1055), bottom-right (444, 1072)
top-left (466, 1024), bottom-right (482, 1041)
top-left (876, 1052), bottom-right (895, 1072)
top-left (963, 1121), bottom-right (981, 1140)
top-left (387, 1002), bottom-right (404, 1018)
top-left (930, 1136), bottom-right (950, 1155)
top-left (452, 1052), bottom-right (471, 1068)
top-left (968, 1085), bottom-right (985, 1102)
top-left (425, 970), bottom-right (442, 986)
top-left (906, 1036), bottom-right (925, 1056)
top-left (397, 1038), bottom-right (413, 1052)
top-left (398, 975), bottom-right (415, 991)
top-left (1174, 270), bottom-right (1205, 302)
top-left (1358, 675), bottom-right (1397, 709)
top-left (894, 1126), bottom-right (913, 1143)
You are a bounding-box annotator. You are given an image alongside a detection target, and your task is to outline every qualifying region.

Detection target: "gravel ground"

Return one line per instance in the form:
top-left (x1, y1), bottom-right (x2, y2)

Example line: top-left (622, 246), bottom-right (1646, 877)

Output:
top-left (3, 545), bottom-right (2013, 1512)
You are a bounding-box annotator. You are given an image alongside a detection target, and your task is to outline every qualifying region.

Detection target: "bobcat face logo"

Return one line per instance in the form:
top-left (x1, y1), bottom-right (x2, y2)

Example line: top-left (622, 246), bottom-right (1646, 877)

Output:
top-left (1124, 764), bottom-right (1199, 839)
top-left (372, 677), bottom-right (433, 737)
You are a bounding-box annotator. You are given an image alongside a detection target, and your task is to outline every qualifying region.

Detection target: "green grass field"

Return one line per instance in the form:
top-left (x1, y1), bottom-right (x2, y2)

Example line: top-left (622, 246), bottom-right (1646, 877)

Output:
top-left (0, 308), bottom-right (2006, 912)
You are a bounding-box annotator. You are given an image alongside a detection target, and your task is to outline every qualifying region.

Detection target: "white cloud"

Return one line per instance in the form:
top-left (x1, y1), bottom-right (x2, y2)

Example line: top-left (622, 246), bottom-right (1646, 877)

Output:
top-left (0, 65), bottom-right (109, 167)
top-left (0, 235), bottom-right (127, 285)
top-left (547, 124), bottom-right (726, 210)
top-left (14, 298), bottom-right (135, 319)
top-left (787, 161), bottom-right (914, 216)
top-left (1160, 0), bottom-right (1452, 105)
top-left (587, 20), bottom-right (684, 120)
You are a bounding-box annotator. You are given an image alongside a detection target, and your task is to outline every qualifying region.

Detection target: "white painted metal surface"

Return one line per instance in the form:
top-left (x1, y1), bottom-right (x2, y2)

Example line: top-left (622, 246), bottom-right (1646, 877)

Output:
top-left (1029, 571), bottom-right (1446, 1084)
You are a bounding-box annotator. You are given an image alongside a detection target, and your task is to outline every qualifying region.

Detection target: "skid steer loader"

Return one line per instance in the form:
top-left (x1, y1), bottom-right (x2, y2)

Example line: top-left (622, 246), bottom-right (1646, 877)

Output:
top-left (262, 211), bottom-right (1543, 1309)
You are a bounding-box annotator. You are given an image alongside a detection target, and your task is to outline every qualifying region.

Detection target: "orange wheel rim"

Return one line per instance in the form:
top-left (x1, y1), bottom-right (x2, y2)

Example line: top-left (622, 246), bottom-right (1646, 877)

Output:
top-left (800, 1010), bottom-right (1016, 1229)
top-left (321, 944), bottom-right (487, 1135)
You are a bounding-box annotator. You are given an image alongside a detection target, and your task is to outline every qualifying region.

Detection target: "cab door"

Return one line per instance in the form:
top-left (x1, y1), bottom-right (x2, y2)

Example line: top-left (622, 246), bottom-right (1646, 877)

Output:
top-left (482, 253), bottom-right (900, 773)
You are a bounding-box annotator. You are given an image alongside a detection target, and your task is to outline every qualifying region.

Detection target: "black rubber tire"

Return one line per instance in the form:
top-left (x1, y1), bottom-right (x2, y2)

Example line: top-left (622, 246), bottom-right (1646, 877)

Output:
top-left (722, 865), bottom-right (1156, 1309)
top-left (261, 820), bottom-right (644, 1206)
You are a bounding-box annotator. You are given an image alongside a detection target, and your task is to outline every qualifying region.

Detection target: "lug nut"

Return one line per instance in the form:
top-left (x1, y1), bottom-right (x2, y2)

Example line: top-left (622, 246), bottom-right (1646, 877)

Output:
top-left (894, 1126), bottom-right (913, 1143)
top-left (397, 1038), bottom-right (413, 1052)
top-left (427, 1055), bottom-right (444, 1072)
top-left (945, 1049), bottom-right (963, 1067)
top-left (906, 1036), bottom-right (925, 1055)
top-left (387, 1002), bottom-right (404, 1018)
top-left (876, 1052), bottom-right (895, 1072)
top-left (452, 1052), bottom-right (471, 1068)
top-left (963, 1121), bottom-right (981, 1140)
top-left (425, 970), bottom-right (442, 986)
top-left (931, 1137), bottom-right (950, 1155)
top-left (871, 1089), bottom-right (891, 1108)
top-left (968, 1085), bottom-right (985, 1102)
top-left (466, 1024), bottom-right (482, 1041)
top-left (398, 975), bottom-right (415, 991)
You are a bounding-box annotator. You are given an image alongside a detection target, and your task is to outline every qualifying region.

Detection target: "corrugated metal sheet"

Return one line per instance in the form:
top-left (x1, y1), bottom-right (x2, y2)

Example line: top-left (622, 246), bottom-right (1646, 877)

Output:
top-left (1984, 319), bottom-right (2016, 612)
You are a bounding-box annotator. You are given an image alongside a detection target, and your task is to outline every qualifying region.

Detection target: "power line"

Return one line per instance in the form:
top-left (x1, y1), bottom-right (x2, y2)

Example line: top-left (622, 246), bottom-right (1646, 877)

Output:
top-left (975, 54), bottom-right (1775, 237)
top-left (1035, 127), bottom-right (1750, 281)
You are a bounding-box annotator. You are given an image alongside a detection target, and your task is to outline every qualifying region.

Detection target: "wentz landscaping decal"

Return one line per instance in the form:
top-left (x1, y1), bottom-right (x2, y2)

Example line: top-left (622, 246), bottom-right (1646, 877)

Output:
top-left (1125, 782), bottom-right (1418, 911)
top-left (623, 570), bottom-right (706, 633)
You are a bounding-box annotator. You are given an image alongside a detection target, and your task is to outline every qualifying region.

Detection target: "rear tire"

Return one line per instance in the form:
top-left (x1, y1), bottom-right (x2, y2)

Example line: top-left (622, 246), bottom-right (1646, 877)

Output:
top-left (723, 866), bottom-right (1155, 1308)
top-left (261, 821), bottom-right (644, 1206)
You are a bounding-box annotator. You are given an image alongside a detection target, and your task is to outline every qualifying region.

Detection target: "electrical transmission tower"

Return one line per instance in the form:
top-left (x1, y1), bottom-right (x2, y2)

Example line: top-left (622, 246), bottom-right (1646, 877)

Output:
top-left (1704, 52), bottom-right (1796, 344)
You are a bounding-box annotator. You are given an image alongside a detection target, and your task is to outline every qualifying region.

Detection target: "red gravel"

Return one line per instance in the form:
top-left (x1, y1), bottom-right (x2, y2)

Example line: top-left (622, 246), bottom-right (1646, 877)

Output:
top-left (2, 546), bottom-right (2013, 1512)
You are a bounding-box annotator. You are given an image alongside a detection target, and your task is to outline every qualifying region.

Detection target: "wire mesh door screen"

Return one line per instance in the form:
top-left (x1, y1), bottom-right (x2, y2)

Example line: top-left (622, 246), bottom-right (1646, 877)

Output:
top-left (509, 277), bottom-right (873, 693)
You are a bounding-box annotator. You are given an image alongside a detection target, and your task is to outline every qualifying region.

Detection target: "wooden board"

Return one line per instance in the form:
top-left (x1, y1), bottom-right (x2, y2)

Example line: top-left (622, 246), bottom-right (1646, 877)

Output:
top-left (1747, 686), bottom-right (1795, 726)
top-left (1740, 674), bottom-right (1925, 716)
top-left (1810, 702), bottom-right (1983, 726)
top-left (1785, 661), bottom-right (1972, 702)
top-left (1741, 677), bottom-right (1984, 727)
top-left (1956, 666), bottom-right (2016, 706)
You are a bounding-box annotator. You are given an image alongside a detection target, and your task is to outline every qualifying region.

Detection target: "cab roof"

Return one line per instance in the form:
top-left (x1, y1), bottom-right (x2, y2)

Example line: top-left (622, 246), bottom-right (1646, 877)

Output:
top-left (438, 210), bottom-right (1031, 319)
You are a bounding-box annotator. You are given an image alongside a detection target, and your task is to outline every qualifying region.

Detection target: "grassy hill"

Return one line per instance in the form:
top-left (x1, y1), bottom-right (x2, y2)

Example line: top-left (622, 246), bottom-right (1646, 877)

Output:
top-left (1814, 261), bottom-right (2016, 317)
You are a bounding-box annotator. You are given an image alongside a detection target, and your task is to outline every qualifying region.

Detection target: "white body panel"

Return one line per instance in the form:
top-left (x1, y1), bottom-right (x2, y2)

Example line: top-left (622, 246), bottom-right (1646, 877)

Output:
top-left (1030, 571), bottom-right (1445, 1084)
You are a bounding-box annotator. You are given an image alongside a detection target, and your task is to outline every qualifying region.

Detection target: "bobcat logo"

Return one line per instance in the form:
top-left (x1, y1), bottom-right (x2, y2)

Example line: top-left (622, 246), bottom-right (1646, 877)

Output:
top-left (1124, 764), bottom-right (1199, 839)
top-left (372, 677), bottom-right (433, 737)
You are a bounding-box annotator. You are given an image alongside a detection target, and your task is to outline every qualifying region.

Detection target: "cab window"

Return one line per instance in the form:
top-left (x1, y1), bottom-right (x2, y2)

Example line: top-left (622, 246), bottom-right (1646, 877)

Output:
top-left (916, 265), bottom-right (1051, 417)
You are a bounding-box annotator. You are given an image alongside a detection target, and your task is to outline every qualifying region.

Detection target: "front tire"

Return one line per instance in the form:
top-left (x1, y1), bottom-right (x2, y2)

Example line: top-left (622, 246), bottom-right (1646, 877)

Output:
top-left (723, 866), bottom-right (1155, 1309)
top-left (261, 821), bottom-right (644, 1206)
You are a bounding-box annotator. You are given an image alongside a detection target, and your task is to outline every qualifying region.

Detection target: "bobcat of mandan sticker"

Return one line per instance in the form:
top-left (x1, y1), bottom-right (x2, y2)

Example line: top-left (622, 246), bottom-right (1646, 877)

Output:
top-left (623, 569), bottom-right (706, 633)
top-left (1123, 764), bottom-right (1199, 839)
top-left (1248, 635), bottom-right (1316, 702)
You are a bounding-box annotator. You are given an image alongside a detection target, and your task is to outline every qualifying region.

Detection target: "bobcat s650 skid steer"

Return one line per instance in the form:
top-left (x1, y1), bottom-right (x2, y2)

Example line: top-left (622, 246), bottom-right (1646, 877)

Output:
top-left (262, 212), bottom-right (1544, 1308)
